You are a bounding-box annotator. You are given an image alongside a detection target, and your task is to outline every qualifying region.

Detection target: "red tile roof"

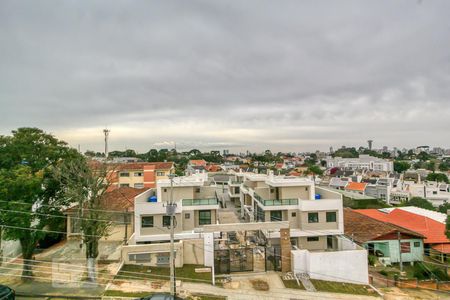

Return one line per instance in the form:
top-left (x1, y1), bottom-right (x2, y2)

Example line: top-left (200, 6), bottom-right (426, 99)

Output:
top-left (432, 244), bottom-right (450, 254)
top-left (189, 159), bottom-right (207, 166)
top-left (345, 182), bottom-right (368, 192)
top-left (355, 208), bottom-right (450, 245)
top-left (344, 208), bottom-right (424, 243)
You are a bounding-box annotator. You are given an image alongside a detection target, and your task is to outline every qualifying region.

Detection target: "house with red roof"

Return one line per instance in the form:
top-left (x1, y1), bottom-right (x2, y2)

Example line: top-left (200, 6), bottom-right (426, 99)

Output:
top-left (355, 208), bottom-right (450, 256)
top-left (345, 182), bottom-right (368, 195)
top-left (344, 208), bottom-right (424, 264)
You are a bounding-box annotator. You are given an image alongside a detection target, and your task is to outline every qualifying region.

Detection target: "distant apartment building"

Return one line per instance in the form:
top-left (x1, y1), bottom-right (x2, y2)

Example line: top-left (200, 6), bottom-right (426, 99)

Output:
top-left (111, 162), bottom-right (175, 189)
top-left (390, 181), bottom-right (450, 207)
top-left (326, 155), bottom-right (393, 172)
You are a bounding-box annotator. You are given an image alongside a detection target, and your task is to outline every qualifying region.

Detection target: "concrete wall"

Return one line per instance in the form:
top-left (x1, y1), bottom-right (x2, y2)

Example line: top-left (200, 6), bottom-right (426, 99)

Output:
top-left (279, 186), bottom-right (310, 200)
top-left (299, 211), bottom-right (339, 231)
top-left (292, 248), bottom-right (369, 284)
top-left (297, 236), bottom-right (327, 251)
top-left (182, 239), bottom-right (205, 265)
top-left (160, 186), bottom-right (195, 202)
top-left (121, 241), bottom-right (184, 267)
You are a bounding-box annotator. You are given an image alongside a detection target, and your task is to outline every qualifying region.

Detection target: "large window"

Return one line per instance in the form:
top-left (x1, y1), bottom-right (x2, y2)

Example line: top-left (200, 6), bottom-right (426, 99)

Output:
top-left (134, 183), bottom-right (144, 189)
top-left (163, 216), bottom-right (171, 227)
top-left (326, 211), bottom-right (337, 222)
top-left (134, 172), bottom-right (143, 177)
top-left (307, 236), bottom-right (319, 242)
top-left (120, 183), bottom-right (130, 187)
top-left (157, 171), bottom-right (165, 176)
top-left (270, 210), bottom-right (282, 221)
top-left (141, 216), bottom-right (154, 228)
top-left (119, 172), bottom-right (130, 177)
top-left (308, 212), bottom-right (319, 223)
top-left (199, 210), bottom-right (211, 225)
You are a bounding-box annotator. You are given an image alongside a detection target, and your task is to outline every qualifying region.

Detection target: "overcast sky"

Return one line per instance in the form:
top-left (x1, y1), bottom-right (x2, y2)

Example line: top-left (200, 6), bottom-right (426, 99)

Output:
top-left (1, 0), bottom-right (449, 153)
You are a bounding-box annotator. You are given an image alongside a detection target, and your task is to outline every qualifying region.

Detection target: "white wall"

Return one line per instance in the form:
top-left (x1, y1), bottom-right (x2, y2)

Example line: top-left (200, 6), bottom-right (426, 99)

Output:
top-left (291, 248), bottom-right (368, 284)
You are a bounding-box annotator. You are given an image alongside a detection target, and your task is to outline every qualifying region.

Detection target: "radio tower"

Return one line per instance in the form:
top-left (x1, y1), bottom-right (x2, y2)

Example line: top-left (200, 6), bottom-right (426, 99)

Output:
top-left (103, 128), bottom-right (110, 159)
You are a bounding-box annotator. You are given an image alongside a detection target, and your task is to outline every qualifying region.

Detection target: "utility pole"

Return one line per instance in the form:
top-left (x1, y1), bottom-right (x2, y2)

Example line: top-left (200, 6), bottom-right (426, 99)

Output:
top-left (398, 231), bottom-right (403, 272)
top-left (167, 174), bottom-right (177, 297)
top-left (123, 208), bottom-right (128, 245)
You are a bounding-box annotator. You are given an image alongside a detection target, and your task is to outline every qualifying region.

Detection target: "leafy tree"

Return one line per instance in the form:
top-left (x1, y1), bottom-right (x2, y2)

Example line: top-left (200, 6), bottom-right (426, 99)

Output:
top-left (55, 157), bottom-right (113, 282)
top-left (307, 165), bottom-right (323, 176)
top-left (394, 161), bottom-right (411, 173)
top-left (438, 203), bottom-right (450, 214)
top-left (446, 215), bottom-right (450, 240)
top-left (426, 173), bottom-right (449, 183)
top-left (84, 150), bottom-right (96, 157)
top-left (0, 128), bottom-right (80, 279)
top-left (426, 161), bottom-right (436, 172)
top-left (403, 197), bottom-right (435, 211)
top-left (333, 147), bottom-right (359, 158)
top-left (417, 151), bottom-right (432, 161)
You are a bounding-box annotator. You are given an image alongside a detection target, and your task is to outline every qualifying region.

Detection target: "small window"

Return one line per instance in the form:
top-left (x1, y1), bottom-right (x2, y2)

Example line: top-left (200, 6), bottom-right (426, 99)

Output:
top-left (414, 242), bottom-right (420, 247)
top-left (195, 187), bottom-right (201, 193)
top-left (185, 213), bottom-right (190, 219)
top-left (270, 189), bottom-right (275, 193)
top-left (120, 183), bottom-right (130, 187)
top-left (401, 242), bottom-right (411, 253)
top-left (326, 212), bottom-right (337, 223)
top-left (157, 171), bottom-right (165, 176)
top-left (308, 212), bottom-right (319, 223)
top-left (307, 236), bottom-right (319, 242)
top-left (134, 183), bottom-right (144, 189)
top-left (291, 212), bottom-right (297, 217)
top-left (119, 172), bottom-right (130, 177)
top-left (134, 172), bottom-right (143, 177)
top-left (163, 188), bottom-right (167, 193)
top-left (199, 210), bottom-right (211, 225)
top-left (163, 216), bottom-right (171, 227)
top-left (128, 253), bottom-right (151, 262)
top-left (141, 216), bottom-right (154, 228)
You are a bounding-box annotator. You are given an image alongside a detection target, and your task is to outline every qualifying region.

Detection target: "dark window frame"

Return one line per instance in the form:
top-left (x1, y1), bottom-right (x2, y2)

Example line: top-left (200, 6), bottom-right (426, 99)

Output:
top-left (163, 216), bottom-right (171, 227)
top-left (307, 236), bottom-right (319, 242)
top-left (308, 212), bottom-right (319, 223)
top-left (141, 216), bottom-right (154, 228)
top-left (199, 210), bottom-right (212, 225)
top-left (270, 210), bottom-right (282, 221)
top-left (326, 211), bottom-right (337, 223)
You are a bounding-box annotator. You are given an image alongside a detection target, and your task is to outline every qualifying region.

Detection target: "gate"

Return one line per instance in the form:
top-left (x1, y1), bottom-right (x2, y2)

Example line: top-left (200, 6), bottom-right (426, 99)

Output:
top-left (214, 248), bottom-right (254, 274)
top-left (265, 246), bottom-right (282, 271)
top-left (230, 248), bottom-right (253, 272)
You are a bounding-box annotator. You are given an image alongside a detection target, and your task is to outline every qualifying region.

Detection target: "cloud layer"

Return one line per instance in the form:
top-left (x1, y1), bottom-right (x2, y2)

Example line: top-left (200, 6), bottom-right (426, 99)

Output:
top-left (1, 0), bottom-right (449, 152)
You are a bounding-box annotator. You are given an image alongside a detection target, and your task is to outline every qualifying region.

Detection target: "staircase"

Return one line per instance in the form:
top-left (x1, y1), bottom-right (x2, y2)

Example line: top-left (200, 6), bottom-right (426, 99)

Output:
top-left (296, 272), bottom-right (316, 292)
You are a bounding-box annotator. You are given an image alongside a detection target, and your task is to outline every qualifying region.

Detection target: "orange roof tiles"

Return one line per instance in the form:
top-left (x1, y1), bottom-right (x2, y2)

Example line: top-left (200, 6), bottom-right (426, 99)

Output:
top-left (432, 244), bottom-right (450, 254)
top-left (345, 182), bottom-right (368, 192)
top-left (189, 160), bottom-right (207, 166)
top-left (355, 208), bottom-right (450, 245)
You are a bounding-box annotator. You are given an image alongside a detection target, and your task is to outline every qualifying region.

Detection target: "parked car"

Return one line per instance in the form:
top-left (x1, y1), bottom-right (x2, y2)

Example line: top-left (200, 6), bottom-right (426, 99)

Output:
top-left (0, 285), bottom-right (15, 300)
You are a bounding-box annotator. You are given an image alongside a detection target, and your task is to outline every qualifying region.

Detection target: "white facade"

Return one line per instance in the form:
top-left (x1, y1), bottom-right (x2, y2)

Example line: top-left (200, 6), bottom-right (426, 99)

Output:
top-left (291, 236), bottom-right (369, 284)
top-left (326, 155), bottom-right (394, 172)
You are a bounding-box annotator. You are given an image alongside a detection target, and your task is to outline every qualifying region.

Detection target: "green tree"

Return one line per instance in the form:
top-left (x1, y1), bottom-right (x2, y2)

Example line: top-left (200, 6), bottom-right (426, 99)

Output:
top-left (0, 128), bottom-right (80, 279)
top-left (446, 215), bottom-right (450, 240)
top-left (394, 161), bottom-right (411, 173)
top-left (56, 157), bottom-right (113, 282)
top-left (438, 203), bottom-right (450, 214)
top-left (403, 197), bottom-right (435, 211)
top-left (426, 173), bottom-right (449, 183)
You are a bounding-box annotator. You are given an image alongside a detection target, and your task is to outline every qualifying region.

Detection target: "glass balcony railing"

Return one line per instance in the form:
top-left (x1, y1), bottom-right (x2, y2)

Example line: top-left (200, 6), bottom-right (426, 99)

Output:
top-left (254, 192), bottom-right (298, 206)
top-left (182, 198), bottom-right (218, 206)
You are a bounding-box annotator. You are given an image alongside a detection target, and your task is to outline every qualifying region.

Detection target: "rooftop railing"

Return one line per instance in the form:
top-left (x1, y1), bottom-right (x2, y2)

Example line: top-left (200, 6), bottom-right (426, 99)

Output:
top-left (182, 198), bottom-right (218, 206)
top-left (254, 192), bottom-right (298, 206)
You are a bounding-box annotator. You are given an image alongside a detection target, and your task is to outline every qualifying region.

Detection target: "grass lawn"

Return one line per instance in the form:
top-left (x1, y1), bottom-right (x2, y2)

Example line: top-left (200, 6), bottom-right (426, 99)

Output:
top-left (281, 279), bottom-right (305, 290)
top-left (116, 264), bottom-right (213, 284)
top-left (310, 279), bottom-right (376, 296)
top-left (281, 276), bottom-right (375, 296)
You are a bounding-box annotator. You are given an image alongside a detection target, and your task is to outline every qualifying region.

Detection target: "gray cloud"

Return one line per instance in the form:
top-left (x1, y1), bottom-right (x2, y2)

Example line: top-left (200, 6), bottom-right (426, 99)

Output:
top-left (1, 0), bottom-right (450, 152)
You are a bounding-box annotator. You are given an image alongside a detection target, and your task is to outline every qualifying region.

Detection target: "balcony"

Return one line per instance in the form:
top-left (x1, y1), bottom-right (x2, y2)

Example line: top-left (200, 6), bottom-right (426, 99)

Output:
top-left (254, 192), bottom-right (298, 206)
top-left (182, 198), bottom-right (218, 206)
top-left (228, 180), bottom-right (242, 186)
